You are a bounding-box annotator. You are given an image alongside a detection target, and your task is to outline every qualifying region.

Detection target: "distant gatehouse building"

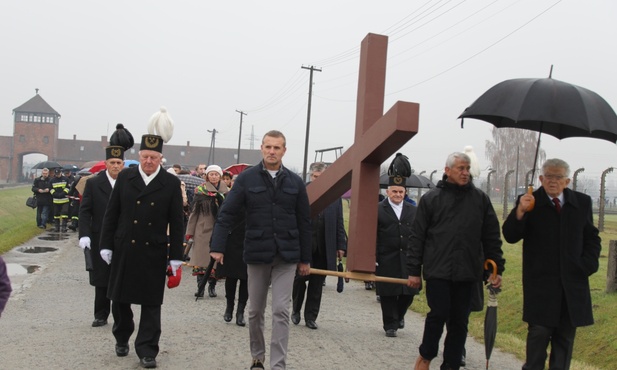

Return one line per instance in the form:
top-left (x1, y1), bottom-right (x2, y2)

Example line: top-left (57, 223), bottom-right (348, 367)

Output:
top-left (0, 91), bottom-right (262, 183)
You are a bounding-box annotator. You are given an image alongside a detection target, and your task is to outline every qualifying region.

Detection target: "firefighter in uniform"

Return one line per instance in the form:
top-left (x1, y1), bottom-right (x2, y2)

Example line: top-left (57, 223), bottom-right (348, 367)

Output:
top-left (50, 167), bottom-right (71, 232)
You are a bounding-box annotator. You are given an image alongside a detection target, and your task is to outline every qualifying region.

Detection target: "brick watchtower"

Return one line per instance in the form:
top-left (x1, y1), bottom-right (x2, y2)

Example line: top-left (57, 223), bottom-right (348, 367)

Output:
top-left (10, 89), bottom-right (61, 182)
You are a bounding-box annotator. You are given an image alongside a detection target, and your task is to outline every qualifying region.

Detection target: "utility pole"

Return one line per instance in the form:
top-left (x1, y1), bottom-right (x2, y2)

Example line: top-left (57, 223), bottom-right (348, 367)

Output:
top-left (235, 110), bottom-right (247, 164)
top-left (250, 125), bottom-right (254, 149)
top-left (207, 129), bottom-right (218, 165)
top-left (301, 65), bottom-right (322, 182)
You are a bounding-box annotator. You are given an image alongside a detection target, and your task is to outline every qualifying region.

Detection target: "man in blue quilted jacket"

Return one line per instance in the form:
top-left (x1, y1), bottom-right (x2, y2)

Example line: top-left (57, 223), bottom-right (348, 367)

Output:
top-left (210, 130), bottom-right (311, 370)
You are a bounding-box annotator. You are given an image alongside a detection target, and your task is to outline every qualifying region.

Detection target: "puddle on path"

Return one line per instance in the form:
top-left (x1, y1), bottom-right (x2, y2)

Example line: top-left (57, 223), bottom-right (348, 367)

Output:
top-left (38, 235), bottom-right (70, 241)
top-left (6, 264), bottom-right (40, 276)
top-left (16, 246), bottom-right (58, 253)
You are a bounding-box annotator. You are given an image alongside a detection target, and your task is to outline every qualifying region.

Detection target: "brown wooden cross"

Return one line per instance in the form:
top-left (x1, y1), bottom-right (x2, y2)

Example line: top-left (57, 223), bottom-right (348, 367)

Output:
top-left (307, 33), bottom-right (419, 273)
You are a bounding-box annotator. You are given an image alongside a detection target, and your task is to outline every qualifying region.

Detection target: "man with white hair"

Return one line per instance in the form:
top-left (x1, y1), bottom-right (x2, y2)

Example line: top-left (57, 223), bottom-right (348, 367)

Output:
top-left (407, 152), bottom-right (505, 370)
top-left (503, 158), bottom-right (600, 370)
top-left (99, 109), bottom-right (184, 369)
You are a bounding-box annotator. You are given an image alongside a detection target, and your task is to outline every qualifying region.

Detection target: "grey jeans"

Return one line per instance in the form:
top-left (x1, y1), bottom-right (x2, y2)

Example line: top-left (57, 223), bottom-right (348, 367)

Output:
top-left (247, 255), bottom-right (296, 370)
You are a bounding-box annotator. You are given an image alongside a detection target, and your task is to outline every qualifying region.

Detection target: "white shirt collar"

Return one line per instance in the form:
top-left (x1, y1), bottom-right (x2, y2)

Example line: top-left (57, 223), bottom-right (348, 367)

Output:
top-left (105, 170), bottom-right (117, 188)
top-left (388, 198), bottom-right (403, 220)
top-left (138, 165), bottom-right (161, 186)
top-left (547, 192), bottom-right (565, 205)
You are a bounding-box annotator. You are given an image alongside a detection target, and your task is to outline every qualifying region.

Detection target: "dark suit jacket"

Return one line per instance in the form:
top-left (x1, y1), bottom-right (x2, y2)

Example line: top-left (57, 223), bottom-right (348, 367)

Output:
top-left (502, 187), bottom-right (601, 327)
top-left (313, 199), bottom-right (347, 271)
top-left (78, 171), bottom-right (112, 287)
top-left (376, 198), bottom-right (418, 297)
top-left (100, 166), bottom-right (184, 305)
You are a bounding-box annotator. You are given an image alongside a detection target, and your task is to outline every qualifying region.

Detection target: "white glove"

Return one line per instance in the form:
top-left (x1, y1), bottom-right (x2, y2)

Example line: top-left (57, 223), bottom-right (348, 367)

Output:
top-left (79, 237), bottom-right (91, 250)
top-left (100, 249), bottom-right (113, 265)
top-left (169, 260), bottom-right (183, 276)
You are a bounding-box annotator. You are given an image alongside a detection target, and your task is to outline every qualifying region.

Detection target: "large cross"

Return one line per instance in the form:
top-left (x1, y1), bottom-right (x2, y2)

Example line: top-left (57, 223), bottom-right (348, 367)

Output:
top-left (307, 33), bottom-right (419, 273)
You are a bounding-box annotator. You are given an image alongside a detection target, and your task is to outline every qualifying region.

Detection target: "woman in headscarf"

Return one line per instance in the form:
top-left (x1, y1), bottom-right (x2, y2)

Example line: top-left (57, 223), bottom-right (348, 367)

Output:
top-left (185, 165), bottom-right (229, 298)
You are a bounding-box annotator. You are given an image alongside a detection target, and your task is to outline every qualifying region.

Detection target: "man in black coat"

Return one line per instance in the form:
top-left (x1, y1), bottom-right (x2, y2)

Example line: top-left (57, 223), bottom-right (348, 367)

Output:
top-left (99, 132), bottom-right (184, 369)
top-left (31, 168), bottom-right (52, 229)
top-left (292, 162), bottom-right (347, 330)
top-left (78, 145), bottom-right (125, 328)
top-left (407, 152), bottom-right (505, 370)
top-left (376, 183), bottom-right (417, 337)
top-left (503, 158), bottom-right (601, 370)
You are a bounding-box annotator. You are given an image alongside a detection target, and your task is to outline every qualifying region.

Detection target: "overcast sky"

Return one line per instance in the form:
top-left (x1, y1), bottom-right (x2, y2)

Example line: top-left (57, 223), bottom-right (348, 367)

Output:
top-left (2, 0), bottom-right (616, 185)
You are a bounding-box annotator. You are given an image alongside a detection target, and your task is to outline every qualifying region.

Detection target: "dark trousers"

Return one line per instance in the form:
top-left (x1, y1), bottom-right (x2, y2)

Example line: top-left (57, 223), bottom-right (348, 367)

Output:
top-left (111, 301), bottom-right (161, 359)
top-left (36, 205), bottom-right (50, 227)
top-left (523, 295), bottom-right (576, 370)
top-left (53, 203), bottom-right (69, 219)
top-left (225, 277), bottom-right (248, 306)
top-left (292, 273), bottom-right (326, 321)
top-left (94, 286), bottom-right (111, 320)
top-left (419, 279), bottom-right (473, 370)
top-left (379, 294), bottom-right (414, 331)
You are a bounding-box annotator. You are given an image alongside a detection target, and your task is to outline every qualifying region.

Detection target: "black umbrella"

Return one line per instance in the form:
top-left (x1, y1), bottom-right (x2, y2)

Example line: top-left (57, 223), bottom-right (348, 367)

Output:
top-left (195, 257), bottom-right (216, 301)
top-left (379, 173), bottom-right (434, 189)
top-left (62, 164), bottom-right (79, 172)
top-left (336, 258), bottom-right (344, 293)
top-left (32, 160), bottom-right (61, 170)
top-left (483, 259), bottom-right (501, 370)
top-left (459, 71), bottom-right (617, 182)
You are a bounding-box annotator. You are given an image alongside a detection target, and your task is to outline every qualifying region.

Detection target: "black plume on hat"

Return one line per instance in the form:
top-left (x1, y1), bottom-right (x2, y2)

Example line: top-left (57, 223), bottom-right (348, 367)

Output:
top-left (387, 153), bottom-right (412, 187)
top-left (109, 123), bottom-right (134, 151)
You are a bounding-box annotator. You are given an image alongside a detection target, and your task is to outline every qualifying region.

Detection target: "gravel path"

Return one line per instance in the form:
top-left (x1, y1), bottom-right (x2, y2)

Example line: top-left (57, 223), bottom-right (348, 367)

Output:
top-left (0, 231), bottom-right (523, 369)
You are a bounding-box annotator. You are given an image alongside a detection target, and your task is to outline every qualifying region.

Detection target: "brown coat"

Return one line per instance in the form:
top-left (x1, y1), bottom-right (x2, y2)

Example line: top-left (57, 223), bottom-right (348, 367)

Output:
top-left (185, 181), bottom-right (228, 268)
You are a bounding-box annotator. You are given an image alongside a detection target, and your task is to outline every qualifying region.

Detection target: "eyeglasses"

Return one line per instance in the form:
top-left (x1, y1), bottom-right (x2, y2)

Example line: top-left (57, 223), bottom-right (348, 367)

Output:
top-left (543, 174), bottom-right (567, 181)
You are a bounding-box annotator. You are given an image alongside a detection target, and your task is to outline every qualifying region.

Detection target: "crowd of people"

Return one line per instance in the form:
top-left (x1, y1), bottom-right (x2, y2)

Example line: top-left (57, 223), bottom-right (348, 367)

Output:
top-left (21, 113), bottom-right (602, 370)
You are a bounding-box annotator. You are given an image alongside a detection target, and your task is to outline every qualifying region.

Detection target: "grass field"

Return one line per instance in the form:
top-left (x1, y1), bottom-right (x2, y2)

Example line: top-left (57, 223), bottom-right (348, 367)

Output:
top-left (0, 186), bottom-right (45, 254)
top-left (2, 189), bottom-right (616, 369)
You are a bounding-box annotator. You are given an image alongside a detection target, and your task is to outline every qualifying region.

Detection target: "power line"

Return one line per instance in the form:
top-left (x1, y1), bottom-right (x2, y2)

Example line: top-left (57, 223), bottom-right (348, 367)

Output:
top-left (387, 0), bottom-right (562, 95)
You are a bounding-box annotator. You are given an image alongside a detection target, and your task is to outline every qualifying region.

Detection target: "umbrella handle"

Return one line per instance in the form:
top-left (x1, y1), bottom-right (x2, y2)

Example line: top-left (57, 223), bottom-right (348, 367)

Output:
top-left (526, 185), bottom-right (535, 211)
top-left (484, 259), bottom-right (498, 282)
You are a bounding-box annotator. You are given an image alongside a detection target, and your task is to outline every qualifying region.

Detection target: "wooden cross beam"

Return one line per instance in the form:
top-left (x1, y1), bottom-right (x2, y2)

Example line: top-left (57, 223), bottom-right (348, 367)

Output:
top-left (307, 33), bottom-right (419, 273)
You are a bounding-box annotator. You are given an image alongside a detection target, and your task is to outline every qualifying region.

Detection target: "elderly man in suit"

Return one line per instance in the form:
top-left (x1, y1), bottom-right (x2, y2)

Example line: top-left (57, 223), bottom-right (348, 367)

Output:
top-left (376, 181), bottom-right (418, 338)
top-left (78, 145), bottom-right (125, 328)
top-left (291, 162), bottom-right (347, 330)
top-left (503, 158), bottom-right (601, 370)
top-left (99, 127), bottom-right (184, 369)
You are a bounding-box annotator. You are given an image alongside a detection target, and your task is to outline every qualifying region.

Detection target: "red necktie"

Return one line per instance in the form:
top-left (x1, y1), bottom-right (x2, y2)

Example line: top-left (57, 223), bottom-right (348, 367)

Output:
top-left (552, 198), bottom-right (561, 213)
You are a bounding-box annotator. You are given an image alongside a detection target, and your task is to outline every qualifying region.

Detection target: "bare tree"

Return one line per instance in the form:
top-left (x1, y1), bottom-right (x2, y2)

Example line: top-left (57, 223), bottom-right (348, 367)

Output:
top-left (485, 128), bottom-right (546, 192)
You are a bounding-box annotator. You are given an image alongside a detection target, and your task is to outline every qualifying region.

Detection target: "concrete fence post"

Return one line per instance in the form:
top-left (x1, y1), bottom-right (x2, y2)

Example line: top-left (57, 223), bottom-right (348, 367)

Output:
top-left (607, 240), bottom-right (617, 293)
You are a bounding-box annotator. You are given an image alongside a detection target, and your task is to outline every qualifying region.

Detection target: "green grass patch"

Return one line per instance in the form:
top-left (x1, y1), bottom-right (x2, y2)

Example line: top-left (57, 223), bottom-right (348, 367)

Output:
top-left (0, 186), bottom-right (44, 254)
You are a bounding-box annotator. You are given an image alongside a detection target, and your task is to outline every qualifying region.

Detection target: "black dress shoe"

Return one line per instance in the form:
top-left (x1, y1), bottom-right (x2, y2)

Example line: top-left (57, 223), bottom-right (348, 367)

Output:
top-left (460, 355), bottom-right (466, 367)
top-left (92, 319), bottom-right (108, 327)
top-left (236, 312), bottom-right (246, 327)
top-left (115, 343), bottom-right (129, 357)
top-left (305, 320), bottom-right (318, 330)
top-left (291, 311), bottom-right (300, 325)
top-left (398, 319), bottom-right (405, 329)
top-left (140, 357), bottom-right (157, 368)
top-left (385, 329), bottom-right (397, 337)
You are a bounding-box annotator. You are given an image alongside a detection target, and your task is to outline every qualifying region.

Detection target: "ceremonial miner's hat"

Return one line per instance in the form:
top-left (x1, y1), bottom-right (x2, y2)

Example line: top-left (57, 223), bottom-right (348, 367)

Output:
top-left (105, 145), bottom-right (125, 160)
top-left (387, 153), bottom-right (412, 187)
top-left (140, 107), bottom-right (175, 153)
top-left (109, 123), bottom-right (134, 151)
top-left (140, 134), bottom-right (164, 153)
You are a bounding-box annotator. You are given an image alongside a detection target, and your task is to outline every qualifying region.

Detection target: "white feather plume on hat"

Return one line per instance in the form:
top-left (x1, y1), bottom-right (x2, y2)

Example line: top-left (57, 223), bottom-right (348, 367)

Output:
top-left (147, 106), bottom-right (174, 143)
top-left (464, 145), bottom-right (480, 178)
